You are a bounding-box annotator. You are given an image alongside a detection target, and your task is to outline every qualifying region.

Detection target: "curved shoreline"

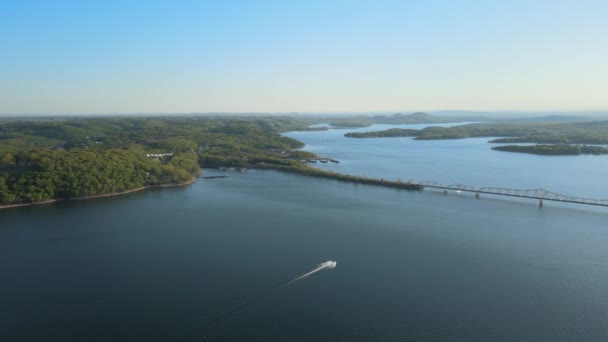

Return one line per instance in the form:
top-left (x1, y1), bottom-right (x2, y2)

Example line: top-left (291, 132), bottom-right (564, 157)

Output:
top-left (0, 177), bottom-right (197, 211)
top-left (254, 165), bottom-right (425, 190)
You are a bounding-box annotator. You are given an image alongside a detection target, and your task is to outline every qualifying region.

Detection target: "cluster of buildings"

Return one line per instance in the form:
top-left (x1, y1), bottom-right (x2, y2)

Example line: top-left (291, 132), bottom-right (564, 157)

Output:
top-left (145, 153), bottom-right (173, 158)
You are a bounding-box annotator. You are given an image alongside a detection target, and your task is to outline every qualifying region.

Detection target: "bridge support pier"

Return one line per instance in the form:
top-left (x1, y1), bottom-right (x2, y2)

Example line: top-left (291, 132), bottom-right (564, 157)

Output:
top-left (476, 192), bottom-right (480, 199)
top-left (539, 199), bottom-right (543, 207)
top-left (444, 189), bottom-right (447, 195)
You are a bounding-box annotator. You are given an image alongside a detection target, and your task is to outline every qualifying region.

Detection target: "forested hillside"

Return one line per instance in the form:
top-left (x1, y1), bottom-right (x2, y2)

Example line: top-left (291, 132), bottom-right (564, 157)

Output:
top-left (0, 116), bottom-right (314, 206)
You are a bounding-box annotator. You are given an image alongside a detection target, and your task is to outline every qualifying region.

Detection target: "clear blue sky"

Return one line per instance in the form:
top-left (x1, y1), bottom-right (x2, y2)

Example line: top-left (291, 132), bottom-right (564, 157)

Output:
top-left (1, 0), bottom-right (606, 114)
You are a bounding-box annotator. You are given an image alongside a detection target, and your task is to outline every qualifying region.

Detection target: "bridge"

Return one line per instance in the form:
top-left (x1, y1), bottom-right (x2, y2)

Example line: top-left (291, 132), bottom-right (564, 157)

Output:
top-left (419, 182), bottom-right (608, 207)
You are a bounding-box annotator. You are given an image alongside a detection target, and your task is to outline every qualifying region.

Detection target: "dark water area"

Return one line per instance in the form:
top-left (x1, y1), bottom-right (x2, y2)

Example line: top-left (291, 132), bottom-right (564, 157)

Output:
top-left (2, 169), bottom-right (608, 341)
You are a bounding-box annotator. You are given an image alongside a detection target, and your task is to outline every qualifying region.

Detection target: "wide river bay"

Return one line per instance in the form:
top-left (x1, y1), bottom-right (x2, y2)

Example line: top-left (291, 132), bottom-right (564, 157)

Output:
top-left (1, 123), bottom-right (608, 341)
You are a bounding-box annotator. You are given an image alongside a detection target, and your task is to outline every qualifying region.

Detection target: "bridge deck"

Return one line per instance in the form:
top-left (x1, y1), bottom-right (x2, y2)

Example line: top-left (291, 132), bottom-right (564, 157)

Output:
top-left (420, 182), bottom-right (608, 207)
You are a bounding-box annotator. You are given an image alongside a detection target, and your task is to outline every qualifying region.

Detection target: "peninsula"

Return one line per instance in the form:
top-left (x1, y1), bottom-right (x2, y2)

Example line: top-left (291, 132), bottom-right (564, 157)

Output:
top-left (0, 116), bottom-right (424, 208)
top-left (492, 144), bottom-right (608, 155)
top-left (345, 128), bottom-right (419, 138)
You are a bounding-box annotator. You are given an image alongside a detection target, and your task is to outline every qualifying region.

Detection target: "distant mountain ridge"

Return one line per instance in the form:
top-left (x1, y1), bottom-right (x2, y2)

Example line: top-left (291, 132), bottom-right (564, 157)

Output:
top-left (372, 112), bottom-right (454, 124)
top-left (328, 112), bottom-right (461, 128)
top-left (497, 115), bottom-right (602, 123)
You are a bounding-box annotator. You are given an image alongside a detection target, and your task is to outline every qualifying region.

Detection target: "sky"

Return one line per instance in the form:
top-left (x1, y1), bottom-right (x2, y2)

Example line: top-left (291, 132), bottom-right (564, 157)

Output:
top-left (1, 0), bottom-right (607, 114)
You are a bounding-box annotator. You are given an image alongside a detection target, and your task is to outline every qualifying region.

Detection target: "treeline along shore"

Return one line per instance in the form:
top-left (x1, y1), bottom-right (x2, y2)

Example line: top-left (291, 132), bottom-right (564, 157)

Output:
top-left (492, 144), bottom-right (608, 155)
top-left (4, 114), bottom-right (607, 208)
top-left (344, 119), bottom-right (608, 155)
top-left (0, 176), bottom-right (196, 210)
top-left (261, 164), bottom-right (424, 190)
top-left (0, 116), bottom-right (426, 208)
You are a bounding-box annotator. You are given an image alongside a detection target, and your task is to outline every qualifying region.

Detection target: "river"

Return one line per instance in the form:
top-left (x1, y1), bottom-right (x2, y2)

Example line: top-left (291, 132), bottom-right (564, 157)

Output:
top-left (283, 123), bottom-right (608, 199)
top-left (1, 123), bottom-right (608, 341)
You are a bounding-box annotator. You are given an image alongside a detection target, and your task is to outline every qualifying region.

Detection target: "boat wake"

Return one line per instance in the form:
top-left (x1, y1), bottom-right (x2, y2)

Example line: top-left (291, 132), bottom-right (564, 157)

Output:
top-left (287, 260), bottom-right (337, 284)
top-left (176, 260), bottom-right (337, 341)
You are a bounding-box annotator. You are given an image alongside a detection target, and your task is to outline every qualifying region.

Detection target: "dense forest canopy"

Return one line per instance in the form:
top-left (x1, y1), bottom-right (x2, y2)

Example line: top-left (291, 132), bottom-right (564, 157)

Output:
top-left (0, 116), bottom-right (316, 206)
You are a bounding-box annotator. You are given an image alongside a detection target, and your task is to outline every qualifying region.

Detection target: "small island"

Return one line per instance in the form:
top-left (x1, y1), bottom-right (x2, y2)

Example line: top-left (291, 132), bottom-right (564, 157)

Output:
top-left (345, 128), bottom-right (419, 138)
top-left (293, 126), bottom-right (330, 132)
top-left (343, 120), bottom-right (608, 152)
top-left (492, 144), bottom-right (608, 155)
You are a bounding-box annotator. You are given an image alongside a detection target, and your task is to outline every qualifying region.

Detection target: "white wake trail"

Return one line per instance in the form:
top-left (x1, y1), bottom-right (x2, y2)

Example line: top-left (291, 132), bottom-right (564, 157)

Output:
top-left (176, 260), bottom-right (338, 340)
top-left (288, 261), bottom-right (337, 284)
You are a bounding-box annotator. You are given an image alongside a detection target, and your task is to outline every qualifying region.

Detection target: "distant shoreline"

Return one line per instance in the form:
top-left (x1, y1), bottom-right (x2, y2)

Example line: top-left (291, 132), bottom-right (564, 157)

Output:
top-left (0, 177), bottom-right (197, 211)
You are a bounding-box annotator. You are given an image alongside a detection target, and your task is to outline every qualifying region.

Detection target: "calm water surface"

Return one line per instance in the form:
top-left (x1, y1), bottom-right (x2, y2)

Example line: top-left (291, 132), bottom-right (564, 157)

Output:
top-left (2, 125), bottom-right (608, 341)
top-left (284, 123), bottom-right (608, 199)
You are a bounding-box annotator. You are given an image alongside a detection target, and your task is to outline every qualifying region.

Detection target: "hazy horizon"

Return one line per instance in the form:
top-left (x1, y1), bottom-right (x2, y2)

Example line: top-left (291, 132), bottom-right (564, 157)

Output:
top-left (1, 110), bottom-right (608, 118)
top-left (2, 0), bottom-right (607, 114)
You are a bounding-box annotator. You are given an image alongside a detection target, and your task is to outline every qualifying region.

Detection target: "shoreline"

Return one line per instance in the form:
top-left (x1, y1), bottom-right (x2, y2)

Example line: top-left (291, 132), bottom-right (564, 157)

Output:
top-left (1, 164), bottom-right (423, 211)
top-left (253, 165), bottom-right (425, 190)
top-left (0, 177), bottom-right (197, 211)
